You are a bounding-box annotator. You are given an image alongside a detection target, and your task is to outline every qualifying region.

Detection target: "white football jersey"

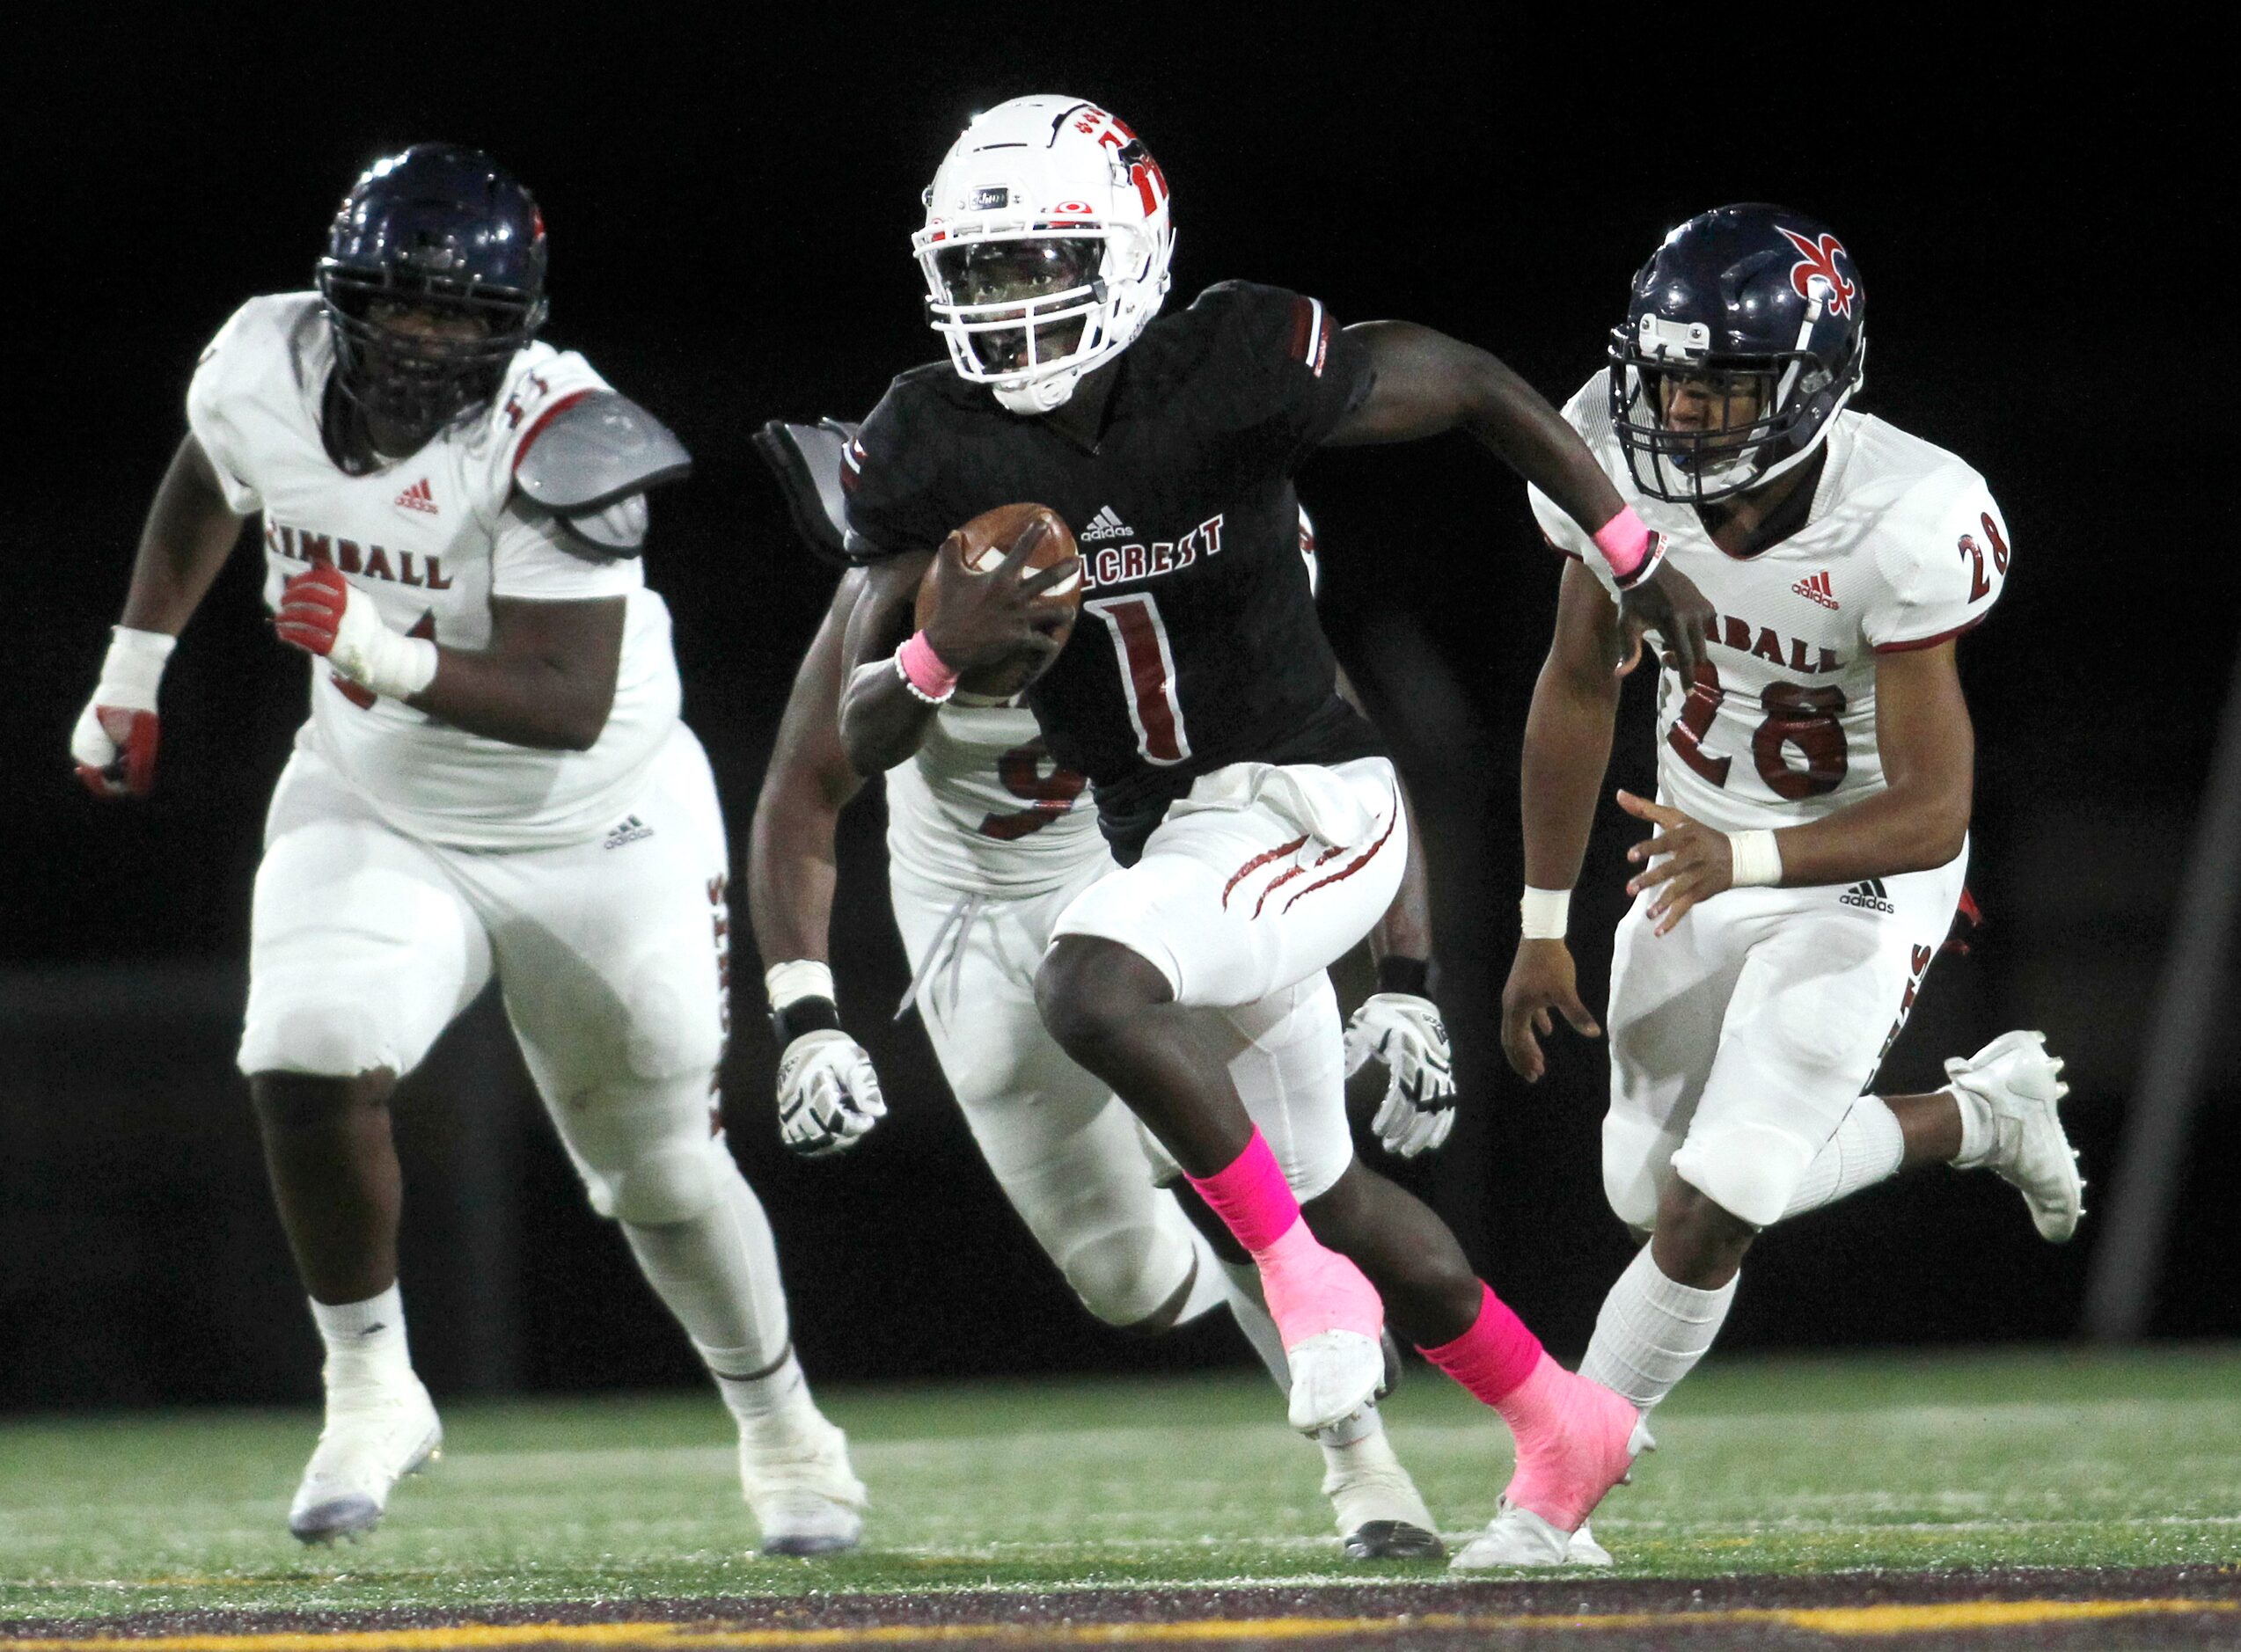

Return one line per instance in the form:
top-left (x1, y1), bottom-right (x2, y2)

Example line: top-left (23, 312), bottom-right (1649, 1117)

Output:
top-left (885, 702), bottom-right (1107, 895)
top-left (1529, 371), bottom-right (2010, 835)
top-left (187, 294), bottom-right (682, 850)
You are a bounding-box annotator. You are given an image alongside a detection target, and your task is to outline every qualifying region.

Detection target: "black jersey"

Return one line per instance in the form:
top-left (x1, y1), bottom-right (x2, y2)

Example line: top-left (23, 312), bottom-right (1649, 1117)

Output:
top-left (846, 281), bottom-right (1387, 864)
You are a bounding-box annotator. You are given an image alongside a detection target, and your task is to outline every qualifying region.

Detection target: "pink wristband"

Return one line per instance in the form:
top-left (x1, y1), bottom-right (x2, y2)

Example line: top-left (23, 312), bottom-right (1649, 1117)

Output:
top-left (1591, 505), bottom-right (1653, 581)
top-left (896, 631), bottom-right (958, 702)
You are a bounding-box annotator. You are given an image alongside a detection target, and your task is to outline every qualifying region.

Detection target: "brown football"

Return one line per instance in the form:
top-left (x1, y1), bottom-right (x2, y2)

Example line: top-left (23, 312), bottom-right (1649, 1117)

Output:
top-left (914, 502), bottom-right (1081, 703)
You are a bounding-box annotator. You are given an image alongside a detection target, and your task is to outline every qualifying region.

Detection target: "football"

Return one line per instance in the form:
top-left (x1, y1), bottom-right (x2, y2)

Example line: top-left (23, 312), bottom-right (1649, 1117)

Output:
top-left (916, 501), bottom-right (1081, 703)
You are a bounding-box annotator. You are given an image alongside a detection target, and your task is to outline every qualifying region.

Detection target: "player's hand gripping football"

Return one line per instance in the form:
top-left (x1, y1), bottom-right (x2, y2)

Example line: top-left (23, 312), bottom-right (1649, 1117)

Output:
top-left (1619, 789), bottom-right (1734, 935)
top-left (776, 1029), bottom-right (889, 1157)
top-left (1344, 994), bottom-right (1457, 1158)
top-left (1500, 939), bottom-right (1602, 1082)
top-left (70, 627), bottom-right (176, 798)
top-left (918, 516), bottom-right (1080, 676)
top-left (1617, 551), bottom-right (1714, 689)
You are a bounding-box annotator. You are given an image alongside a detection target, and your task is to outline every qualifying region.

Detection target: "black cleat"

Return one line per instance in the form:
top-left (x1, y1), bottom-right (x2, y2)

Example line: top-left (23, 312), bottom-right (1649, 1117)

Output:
top-left (1344, 1519), bottom-right (1447, 1561)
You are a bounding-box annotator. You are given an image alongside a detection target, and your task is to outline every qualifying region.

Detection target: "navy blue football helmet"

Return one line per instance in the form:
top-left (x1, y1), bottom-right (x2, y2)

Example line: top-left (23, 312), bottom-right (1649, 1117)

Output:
top-left (318, 143), bottom-right (549, 447)
top-left (1608, 204), bottom-right (1865, 505)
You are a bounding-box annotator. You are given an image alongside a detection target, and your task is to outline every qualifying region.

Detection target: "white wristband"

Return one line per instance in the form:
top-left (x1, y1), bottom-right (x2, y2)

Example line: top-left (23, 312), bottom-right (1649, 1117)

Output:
top-left (1727, 829), bottom-right (1783, 888)
top-left (1520, 886), bottom-right (1571, 940)
top-left (329, 614), bottom-right (438, 701)
top-left (94, 626), bottom-right (177, 709)
top-left (765, 959), bottom-right (836, 1011)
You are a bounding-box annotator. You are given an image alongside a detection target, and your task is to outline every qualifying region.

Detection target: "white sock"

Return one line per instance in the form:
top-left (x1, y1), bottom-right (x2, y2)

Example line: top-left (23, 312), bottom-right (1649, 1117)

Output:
top-left (703, 1344), bottom-right (822, 1444)
top-left (1951, 1085), bottom-right (1997, 1168)
top-left (1219, 1258), bottom-right (1293, 1391)
top-left (1172, 1230), bottom-right (1236, 1324)
top-left (309, 1284), bottom-right (413, 1390)
top-left (1219, 1257), bottom-right (1382, 1448)
top-left (1578, 1244), bottom-right (1736, 1410)
top-left (622, 1171), bottom-right (792, 1378)
top-left (1783, 1095), bottom-right (1908, 1218)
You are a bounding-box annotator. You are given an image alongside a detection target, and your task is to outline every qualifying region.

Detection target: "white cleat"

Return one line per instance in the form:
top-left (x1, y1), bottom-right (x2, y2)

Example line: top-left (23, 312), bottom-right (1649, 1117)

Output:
top-left (288, 1375), bottom-right (442, 1544)
top-left (740, 1414), bottom-right (868, 1557)
top-left (1947, 1029), bottom-right (2084, 1242)
top-left (1286, 1331), bottom-right (1387, 1436)
top-left (1322, 1425), bottom-right (1445, 1561)
top-left (1450, 1501), bottom-right (1615, 1570)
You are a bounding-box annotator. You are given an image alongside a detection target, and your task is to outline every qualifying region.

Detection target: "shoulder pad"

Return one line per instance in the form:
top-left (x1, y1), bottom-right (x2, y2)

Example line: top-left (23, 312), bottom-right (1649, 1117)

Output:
top-left (751, 418), bottom-right (859, 567)
top-left (514, 391), bottom-right (692, 514)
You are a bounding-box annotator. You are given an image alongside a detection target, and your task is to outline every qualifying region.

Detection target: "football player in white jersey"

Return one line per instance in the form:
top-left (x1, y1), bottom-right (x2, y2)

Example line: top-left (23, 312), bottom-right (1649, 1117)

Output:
top-left (1485, 205), bottom-right (2083, 1567)
top-left (744, 420), bottom-right (1454, 1560)
top-left (68, 145), bottom-right (863, 1553)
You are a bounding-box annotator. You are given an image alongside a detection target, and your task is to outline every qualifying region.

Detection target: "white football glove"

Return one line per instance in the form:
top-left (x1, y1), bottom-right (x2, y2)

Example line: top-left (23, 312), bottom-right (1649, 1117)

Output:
top-left (1344, 992), bottom-right (1457, 1159)
top-left (72, 626), bottom-right (175, 797)
top-left (776, 1030), bottom-right (888, 1158)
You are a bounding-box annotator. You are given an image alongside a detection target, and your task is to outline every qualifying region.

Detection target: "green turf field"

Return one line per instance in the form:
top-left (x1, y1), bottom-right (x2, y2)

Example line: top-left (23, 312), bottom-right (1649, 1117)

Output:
top-left (3, 1346), bottom-right (2236, 1621)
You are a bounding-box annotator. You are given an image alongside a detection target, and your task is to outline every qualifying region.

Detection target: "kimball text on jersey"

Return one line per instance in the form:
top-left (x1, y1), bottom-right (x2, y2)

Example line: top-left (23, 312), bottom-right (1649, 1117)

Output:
top-left (265, 520), bottom-right (455, 590)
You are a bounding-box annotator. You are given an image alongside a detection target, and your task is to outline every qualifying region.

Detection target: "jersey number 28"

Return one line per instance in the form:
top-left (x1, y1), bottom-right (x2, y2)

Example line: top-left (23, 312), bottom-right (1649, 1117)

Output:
top-left (1666, 662), bottom-right (1849, 801)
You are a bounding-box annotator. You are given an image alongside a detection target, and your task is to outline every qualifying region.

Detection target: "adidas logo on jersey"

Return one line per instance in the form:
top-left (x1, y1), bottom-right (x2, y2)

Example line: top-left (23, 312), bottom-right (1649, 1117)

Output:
top-left (1792, 569), bottom-right (1838, 610)
top-left (1080, 505), bottom-right (1134, 541)
top-left (604, 814), bottom-right (654, 851)
top-left (1841, 878), bottom-right (1895, 914)
top-left (394, 478), bottom-right (439, 516)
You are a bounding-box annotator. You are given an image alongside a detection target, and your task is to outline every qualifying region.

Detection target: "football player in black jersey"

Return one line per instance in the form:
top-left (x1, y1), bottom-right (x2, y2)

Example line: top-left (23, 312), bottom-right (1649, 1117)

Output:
top-left (834, 97), bottom-right (1713, 1564)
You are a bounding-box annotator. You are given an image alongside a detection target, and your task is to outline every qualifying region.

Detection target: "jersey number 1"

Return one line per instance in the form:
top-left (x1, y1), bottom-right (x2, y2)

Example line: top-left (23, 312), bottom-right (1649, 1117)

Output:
top-left (1085, 593), bottom-right (1190, 765)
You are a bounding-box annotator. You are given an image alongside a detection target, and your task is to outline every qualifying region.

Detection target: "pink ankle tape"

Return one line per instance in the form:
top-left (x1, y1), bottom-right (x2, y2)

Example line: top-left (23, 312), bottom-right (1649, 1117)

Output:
top-left (1416, 1281), bottom-right (1543, 1406)
top-left (1185, 1129), bottom-right (1300, 1254)
top-left (897, 631), bottom-right (958, 698)
top-left (1591, 505), bottom-right (1652, 581)
top-left (1256, 1220), bottom-right (1382, 1345)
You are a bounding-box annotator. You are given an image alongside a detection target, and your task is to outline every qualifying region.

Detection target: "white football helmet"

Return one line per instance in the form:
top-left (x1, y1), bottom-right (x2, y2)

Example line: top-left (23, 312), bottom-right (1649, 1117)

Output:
top-left (914, 96), bottom-right (1175, 416)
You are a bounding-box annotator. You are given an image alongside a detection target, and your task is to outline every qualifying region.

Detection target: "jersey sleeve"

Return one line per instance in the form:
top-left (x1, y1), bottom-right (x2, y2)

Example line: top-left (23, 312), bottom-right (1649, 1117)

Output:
top-left (486, 347), bottom-right (613, 484)
top-left (1526, 372), bottom-right (1614, 584)
top-left (841, 379), bottom-right (955, 561)
top-left (490, 501), bottom-right (647, 599)
top-left (183, 300), bottom-right (275, 515)
top-left (1195, 281), bottom-right (1375, 470)
top-left (1862, 471), bottom-right (2010, 653)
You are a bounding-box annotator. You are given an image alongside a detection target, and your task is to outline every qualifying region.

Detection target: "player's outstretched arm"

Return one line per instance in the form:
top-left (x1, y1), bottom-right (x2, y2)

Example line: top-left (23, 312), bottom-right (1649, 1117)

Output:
top-left (1623, 643), bottom-right (1974, 935)
top-left (71, 432), bottom-right (249, 796)
top-left (1325, 320), bottom-right (1712, 687)
top-left (1502, 559), bottom-right (1627, 1082)
top-left (749, 572), bottom-right (889, 1158)
top-left (1330, 667), bottom-right (1454, 1157)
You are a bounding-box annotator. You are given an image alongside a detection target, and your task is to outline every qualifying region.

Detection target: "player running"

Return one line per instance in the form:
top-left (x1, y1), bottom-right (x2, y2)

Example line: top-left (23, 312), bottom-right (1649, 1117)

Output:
top-left (1493, 204), bottom-right (2084, 1566)
top-left (833, 97), bottom-right (1716, 1561)
top-left (749, 419), bottom-right (1453, 1558)
top-left (69, 144), bottom-right (864, 1553)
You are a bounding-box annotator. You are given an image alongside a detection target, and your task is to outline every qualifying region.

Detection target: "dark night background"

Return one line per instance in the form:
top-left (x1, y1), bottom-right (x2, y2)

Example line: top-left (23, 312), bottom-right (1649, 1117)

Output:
top-left (2, 22), bottom-right (2230, 1409)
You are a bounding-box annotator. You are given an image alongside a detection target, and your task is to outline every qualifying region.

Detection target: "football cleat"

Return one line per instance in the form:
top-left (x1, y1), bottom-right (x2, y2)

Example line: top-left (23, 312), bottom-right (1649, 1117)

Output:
top-left (1322, 1426), bottom-right (1444, 1561)
top-left (1286, 1331), bottom-right (1388, 1436)
top-left (1501, 1356), bottom-right (1653, 1535)
top-left (740, 1414), bottom-right (868, 1557)
top-left (1946, 1029), bottom-right (2084, 1242)
top-left (1452, 1502), bottom-right (1615, 1570)
top-left (287, 1375), bottom-right (442, 1544)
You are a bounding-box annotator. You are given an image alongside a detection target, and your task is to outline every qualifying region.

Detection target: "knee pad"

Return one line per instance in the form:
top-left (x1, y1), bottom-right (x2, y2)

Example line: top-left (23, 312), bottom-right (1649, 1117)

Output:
top-left (1670, 1122), bottom-right (1816, 1232)
top-left (1056, 1208), bottom-right (1201, 1328)
top-left (557, 1075), bottom-right (734, 1225)
top-left (1601, 1108), bottom-right (1680, 1232)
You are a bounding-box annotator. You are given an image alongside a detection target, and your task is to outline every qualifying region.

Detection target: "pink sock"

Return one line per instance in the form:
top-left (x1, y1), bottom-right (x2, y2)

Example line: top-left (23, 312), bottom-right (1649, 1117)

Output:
top-left (1416, 1281), bottom-right (1544, 1407)
top-left (1184, 1129), bottom-right (1300, 1253)
top-left (1187, 1131), bottom-right (1381, 1348)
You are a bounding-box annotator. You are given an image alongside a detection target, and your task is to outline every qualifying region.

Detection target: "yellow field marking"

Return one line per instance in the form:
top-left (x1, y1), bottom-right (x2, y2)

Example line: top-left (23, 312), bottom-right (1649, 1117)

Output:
top-left (3, 1596), bottom-right (2234, 1648)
